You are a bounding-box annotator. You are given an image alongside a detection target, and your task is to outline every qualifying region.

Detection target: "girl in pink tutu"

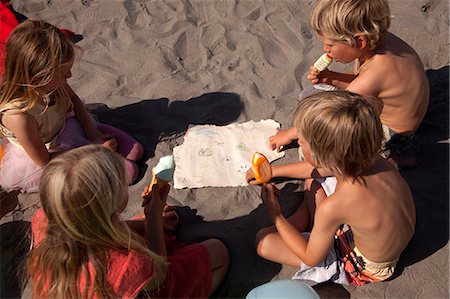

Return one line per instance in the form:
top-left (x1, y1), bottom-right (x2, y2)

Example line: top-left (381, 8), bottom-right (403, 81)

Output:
top-left (0, 20), bottom-right (144, 194)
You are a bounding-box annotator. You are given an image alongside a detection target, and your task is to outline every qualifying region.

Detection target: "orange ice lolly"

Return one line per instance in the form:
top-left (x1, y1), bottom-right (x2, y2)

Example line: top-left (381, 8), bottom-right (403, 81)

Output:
top-left (251, 152), bottom-right (272, 184)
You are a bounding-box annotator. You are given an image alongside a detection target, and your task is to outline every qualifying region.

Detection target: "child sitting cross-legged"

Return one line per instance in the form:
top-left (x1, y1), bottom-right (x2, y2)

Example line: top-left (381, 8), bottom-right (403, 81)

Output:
top-left (247, 90), bottom-right (416, 286)
top-left (27, 144), bottom-right (229, 298)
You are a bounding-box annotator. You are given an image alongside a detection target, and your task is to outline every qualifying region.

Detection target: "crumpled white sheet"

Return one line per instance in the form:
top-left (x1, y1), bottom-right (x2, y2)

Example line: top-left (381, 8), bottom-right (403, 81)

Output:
top-left (173, 119), bottom-right (285, 189)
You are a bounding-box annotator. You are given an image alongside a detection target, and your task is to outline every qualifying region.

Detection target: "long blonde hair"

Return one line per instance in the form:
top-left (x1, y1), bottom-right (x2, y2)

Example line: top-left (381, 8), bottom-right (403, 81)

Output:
top-left (0, 20), bottom-right (74, 113)
top-left (27, 145), bottom-right (167, 298)
top-left (309, 0), bottom-right (391, 49)
top-left (294, 90), bottom-right (383, 180)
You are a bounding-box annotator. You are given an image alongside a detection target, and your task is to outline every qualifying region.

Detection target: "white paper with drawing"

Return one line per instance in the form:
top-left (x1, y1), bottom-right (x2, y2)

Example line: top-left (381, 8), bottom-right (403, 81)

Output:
top-left (173, 119), bottom-right (285, 189)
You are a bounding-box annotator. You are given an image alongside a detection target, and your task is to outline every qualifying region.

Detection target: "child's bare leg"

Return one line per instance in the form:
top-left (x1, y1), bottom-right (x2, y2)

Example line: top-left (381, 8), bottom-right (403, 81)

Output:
top-left (200, 238), bottom-right (229, 295)
top-left (0, 189), bottom-right (19, 219)
top-left (255, 178), bottom-right (327, 267)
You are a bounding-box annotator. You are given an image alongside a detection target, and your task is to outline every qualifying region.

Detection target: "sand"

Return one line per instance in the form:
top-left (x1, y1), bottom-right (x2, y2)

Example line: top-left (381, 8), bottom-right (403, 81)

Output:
top-left (1, 0), bottom-right (448, 298)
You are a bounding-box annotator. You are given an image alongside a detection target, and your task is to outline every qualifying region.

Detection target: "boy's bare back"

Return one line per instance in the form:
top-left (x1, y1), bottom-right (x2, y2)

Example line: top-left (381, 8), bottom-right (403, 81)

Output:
top-left (320, 157), bottom-right (415, 263)
top-left (348, 32), bottom-right (429, 134)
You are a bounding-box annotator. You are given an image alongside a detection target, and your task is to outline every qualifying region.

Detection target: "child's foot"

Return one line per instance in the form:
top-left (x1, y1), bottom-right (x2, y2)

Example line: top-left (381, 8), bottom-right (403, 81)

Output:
top-left (0, 189), bottom-right (20, 219)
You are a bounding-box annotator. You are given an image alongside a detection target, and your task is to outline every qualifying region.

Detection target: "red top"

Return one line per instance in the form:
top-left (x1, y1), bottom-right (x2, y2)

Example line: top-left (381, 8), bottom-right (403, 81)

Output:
top-left (32, 208), bottom-right (212, 298)
top-left (32, 208), bottom-right (154, 298)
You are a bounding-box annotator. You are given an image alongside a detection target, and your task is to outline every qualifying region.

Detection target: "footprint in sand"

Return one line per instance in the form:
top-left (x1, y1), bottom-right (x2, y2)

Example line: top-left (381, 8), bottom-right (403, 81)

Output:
top-left (233, 1), bottom-right (262, 21)
top-left (81, 0), bottom-right (96, 7)
top-left (173, 31), bottom-right (206, 73)
top-left (123, 0), bottom-right (152, 30)
top-left (421, 0), bottom-right (441, 14)
top-left (266, 10), bottom-right (304, 50)
top-left (201, 23), bottom-right (226, 52)
top-left (258, 36), bottom-right (288, 67)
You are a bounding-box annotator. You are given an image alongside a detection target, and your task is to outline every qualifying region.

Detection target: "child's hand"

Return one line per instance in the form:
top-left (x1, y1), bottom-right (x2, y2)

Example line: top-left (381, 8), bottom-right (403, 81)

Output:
top-left (101, 137), bottom-right (118, 152)
top-left (144, 184), bottom-right (170, 218)
top-left (91, 132), bottom-right (118, 152)
top-left (307, 66), bottom-right (332, 85)
top-left (261, 183), bottom-right (282, 220)
top-left (246, 168), bottom-right (257, 185)
top-left (269, 129), bottom-right (295, 152)
top-left (162, 205), bottom-right (179, 234)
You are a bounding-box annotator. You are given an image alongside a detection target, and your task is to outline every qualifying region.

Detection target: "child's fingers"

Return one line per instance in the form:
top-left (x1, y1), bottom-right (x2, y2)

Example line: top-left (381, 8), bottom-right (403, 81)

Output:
top-left (246, 169), bottom-right (255, 183)
top-left (159, 184), bottom-right (170, 200)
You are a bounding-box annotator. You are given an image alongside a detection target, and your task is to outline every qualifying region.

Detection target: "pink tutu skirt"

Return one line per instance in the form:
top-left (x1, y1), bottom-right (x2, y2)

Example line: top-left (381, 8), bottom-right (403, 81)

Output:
top-left (0, 116), bottom-right (89, 193)
top-left (0, 114), bottom-right (143, 193)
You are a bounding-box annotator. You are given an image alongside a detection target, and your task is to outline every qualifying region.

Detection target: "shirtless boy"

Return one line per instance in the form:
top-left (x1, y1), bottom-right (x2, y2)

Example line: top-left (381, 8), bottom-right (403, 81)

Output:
top-left (248, 91), bottom-right (416, 285)
top-left (270, 0), bottom-right (429, 167)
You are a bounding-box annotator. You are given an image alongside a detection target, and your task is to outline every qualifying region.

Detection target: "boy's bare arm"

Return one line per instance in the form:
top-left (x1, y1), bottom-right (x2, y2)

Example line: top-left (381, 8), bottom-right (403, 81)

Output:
top-left (264, 184), bottom-right (339, 266)
top-left (328, 71), bottom-right (357, 90)
top-left (309, 67), bottom-right (356, 90)
top-left (346, 68), bottom-right (382, 98)
top-left (271, 161), bottom-right (332, 179)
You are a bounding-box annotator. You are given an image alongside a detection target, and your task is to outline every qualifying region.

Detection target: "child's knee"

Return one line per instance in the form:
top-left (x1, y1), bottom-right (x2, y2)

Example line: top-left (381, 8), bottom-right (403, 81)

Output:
top-left (255, 227), bottom-right (272, 257)
top-left (203, 238), bottom-right (230, 267)
top-left (124, 159), bottom-right (139, 185)
top-left (128, 141), bottom-right (144, 161)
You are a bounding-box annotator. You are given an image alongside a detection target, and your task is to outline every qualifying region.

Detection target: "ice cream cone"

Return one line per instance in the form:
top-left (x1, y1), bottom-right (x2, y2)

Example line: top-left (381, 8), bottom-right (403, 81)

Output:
top-left (142, 155), bottom-right (175, 206)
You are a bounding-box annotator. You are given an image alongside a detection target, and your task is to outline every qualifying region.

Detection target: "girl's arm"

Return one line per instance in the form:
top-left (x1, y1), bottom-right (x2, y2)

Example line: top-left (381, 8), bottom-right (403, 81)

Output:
top-left (63, 83), bottom-right (103, 141)
top-left (144, 184), bottom-right (169, 257)
top-left (2, 112), bottom-right (49, 166)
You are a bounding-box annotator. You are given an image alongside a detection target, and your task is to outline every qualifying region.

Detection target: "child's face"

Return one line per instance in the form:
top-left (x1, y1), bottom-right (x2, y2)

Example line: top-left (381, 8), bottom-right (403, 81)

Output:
top-left (319, 35), bottom-right (360, 64)
top-left (38, 61), bottom-right (73, 94)
top-left (298, 137), bottom-right (316, 167)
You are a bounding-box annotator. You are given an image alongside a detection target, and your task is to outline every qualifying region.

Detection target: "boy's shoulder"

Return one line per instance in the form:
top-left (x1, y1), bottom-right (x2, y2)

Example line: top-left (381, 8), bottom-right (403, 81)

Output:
top-left (374, 32), bottom-right (420, 61)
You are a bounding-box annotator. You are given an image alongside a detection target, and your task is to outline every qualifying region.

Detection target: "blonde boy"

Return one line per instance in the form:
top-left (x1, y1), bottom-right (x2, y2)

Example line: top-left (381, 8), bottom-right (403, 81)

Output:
top-left (248, 91), bottom-right (416, 285)
top-left (269, 0), bottom-right (429, 167)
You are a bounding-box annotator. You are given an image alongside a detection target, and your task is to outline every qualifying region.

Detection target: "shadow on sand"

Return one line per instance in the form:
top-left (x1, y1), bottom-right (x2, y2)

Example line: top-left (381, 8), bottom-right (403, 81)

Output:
top-left (87, 92), bottom-right (243, 160)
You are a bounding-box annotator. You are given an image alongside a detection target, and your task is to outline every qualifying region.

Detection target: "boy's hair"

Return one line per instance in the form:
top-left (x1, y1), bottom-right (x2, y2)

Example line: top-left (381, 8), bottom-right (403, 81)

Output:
top-left (0, 20), bottom-right (75, 113)
top-left (309, 0), bottom-right (391, 49)
top-left (294, 90), bottom-right (383, 180)
top-left (27, 145), bottom-right (167, 298)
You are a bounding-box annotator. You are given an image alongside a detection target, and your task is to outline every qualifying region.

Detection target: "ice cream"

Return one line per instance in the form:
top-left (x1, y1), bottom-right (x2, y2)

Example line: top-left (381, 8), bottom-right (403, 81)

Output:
top-left (313, 53), bottom-right (333, 72)
top-left (142, 155), bottom-right (175, 206)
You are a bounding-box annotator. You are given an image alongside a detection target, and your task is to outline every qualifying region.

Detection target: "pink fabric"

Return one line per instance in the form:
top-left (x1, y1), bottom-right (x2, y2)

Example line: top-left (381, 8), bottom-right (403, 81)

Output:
top-left (0, 114), bottom-right (143, 192)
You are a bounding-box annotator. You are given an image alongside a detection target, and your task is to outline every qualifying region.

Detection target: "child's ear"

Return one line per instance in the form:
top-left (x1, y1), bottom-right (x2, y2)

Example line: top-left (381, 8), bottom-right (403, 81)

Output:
top-left (354, 34), bottom-right (368, 50)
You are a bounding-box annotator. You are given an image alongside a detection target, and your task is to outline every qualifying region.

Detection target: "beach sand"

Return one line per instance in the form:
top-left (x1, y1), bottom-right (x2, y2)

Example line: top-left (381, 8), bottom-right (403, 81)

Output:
top-left (1, 0), bottom-right (448, 298)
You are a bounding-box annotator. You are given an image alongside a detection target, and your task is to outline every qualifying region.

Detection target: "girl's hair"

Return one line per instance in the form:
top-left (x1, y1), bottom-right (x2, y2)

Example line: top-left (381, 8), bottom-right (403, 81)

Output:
top-left (294, 90), bottom-right (383, 180)
top-left (0, 20), bottom-right (75, 113)
top-left (27, 145), bottom-right (167, 298)
top-left (309, 0), bottom-right (391, 49)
